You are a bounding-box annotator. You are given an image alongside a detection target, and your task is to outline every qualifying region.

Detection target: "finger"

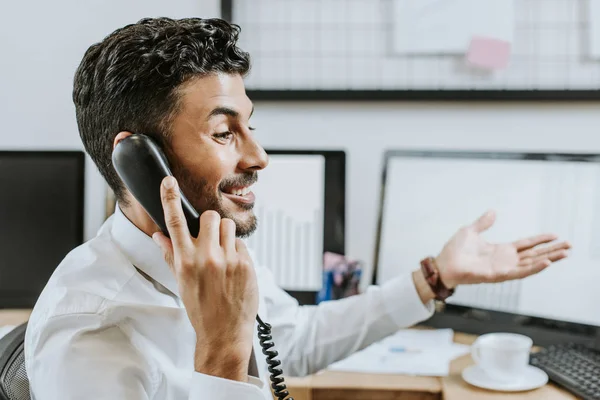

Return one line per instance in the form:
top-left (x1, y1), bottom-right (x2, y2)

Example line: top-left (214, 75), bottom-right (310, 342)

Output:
top-left (535, 241), bottom-right (571, 256)
top-left (235, 238), bottom-right (256, 279)
top-left (471, 210), bottom-right (496, 233)
top-left (513, 233), bottom-right (558, 251)
top-left (235, 238), bottom-right (250, 260)
top-left (517, 241), bottom-right (571, 264)
top-left (220, 218), bottom-right (237, 255)
top-left (540, 241), bottom-right (571, 253)
top-left (534, 249), bottom-right (569, 264)
top-left (547, 249), bottom-right (569, 262)
top-left (160, 176), bottom-right (192, 249)
top-left (518, 240), bottom-right (569, 259)
top-left (152, 232), bottom-right (175, 272)
top-left (198, 210), bottom-right (221, 251)
top-left (507, 259), bottom-right (551, 280)
top-left (519, 248), bottom-right (569, 267)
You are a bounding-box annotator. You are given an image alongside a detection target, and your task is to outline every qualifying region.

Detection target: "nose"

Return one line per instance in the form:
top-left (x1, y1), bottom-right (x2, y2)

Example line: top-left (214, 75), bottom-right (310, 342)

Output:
top-left (239, 135), bottom-right (269, 172)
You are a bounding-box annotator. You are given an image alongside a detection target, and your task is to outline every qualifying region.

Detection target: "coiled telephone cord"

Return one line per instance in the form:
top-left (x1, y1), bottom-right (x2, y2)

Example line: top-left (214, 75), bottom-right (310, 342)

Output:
top-left (256, 315), bottom-right (294, 400)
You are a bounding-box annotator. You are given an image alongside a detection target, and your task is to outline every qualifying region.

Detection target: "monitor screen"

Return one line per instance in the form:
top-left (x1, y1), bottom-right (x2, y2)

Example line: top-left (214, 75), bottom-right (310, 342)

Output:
top-left (0, 151), bottom-right (85, 308)
top-left (374, 151), bottom-right (600, 328)
top-left (245, 150), bottom-right (346, 301)
top-left (248, 154), bottom-right (325, 291)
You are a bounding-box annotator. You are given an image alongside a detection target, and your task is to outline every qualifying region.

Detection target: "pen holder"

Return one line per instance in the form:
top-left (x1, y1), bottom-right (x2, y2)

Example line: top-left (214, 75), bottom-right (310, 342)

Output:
top-left (317, 252), bottom-right (363, 304)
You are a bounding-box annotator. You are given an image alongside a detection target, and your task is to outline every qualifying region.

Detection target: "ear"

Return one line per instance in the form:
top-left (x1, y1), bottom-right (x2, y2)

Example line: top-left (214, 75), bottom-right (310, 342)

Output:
top-left (113, 131), bottom-right (134, 150)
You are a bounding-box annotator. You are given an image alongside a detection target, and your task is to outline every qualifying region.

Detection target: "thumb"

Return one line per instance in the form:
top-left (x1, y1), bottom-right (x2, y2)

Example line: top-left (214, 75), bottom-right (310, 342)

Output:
top-left (152, 232), bottom-right (175, 272)
top-left (471, 210), bottom-right (496, 233)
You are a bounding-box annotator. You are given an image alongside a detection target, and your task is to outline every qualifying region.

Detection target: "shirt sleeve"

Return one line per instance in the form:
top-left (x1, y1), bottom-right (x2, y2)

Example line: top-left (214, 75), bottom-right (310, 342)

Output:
top-left (258, 265), bottom-right (435, 377)
top-left (25, 312), bottom-right (267, 400)
top-left (190, 374), bottom-right (266, 399)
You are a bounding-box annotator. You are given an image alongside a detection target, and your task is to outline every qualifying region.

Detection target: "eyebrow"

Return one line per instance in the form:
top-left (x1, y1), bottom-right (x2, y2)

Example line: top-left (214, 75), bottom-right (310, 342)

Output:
top-left (207, 105), bottom-right (254, 121)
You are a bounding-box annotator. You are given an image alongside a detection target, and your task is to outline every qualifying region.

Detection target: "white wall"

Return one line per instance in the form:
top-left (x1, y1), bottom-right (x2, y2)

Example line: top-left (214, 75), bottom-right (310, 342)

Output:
top-left (0, 0), bottom-right (219, 240)
top-left (3, 1), bottom-right (599, 289)
top-left (251, 102), bottom-right (600, 287)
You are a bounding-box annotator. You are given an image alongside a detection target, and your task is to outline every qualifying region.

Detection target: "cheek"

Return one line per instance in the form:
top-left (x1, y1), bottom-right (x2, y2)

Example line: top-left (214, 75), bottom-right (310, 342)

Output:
top-left (170, 134), bottom-right (238, 186)
top-left (184, 147), bottom-right (236, 188)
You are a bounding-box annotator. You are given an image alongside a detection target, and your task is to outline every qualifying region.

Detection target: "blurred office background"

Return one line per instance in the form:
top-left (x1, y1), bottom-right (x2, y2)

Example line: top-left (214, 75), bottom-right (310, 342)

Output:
top-left (1, 0), bottom-right (599, 301)
top-left (4, 2), bottom-right (600, 398)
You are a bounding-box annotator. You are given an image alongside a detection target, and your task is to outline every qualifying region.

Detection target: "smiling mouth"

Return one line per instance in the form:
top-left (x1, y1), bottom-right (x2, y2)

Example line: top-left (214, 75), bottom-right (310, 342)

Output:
top-left (220, 184), bottom-right (255, 205)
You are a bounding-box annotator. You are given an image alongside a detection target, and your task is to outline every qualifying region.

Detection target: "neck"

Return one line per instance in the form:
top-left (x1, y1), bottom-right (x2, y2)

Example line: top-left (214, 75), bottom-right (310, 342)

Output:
top-left (118, 201), bottom-right (160, 238)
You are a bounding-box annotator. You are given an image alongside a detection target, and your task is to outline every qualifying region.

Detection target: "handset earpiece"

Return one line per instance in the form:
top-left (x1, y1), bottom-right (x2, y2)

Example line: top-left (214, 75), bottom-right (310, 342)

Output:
top-left (111, 133), bottom-right (200, 238)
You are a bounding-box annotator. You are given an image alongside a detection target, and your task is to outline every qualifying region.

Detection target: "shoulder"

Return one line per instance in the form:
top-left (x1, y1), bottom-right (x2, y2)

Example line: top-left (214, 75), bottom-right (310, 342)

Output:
top-left (24, 231), bottom-right (143, 366)
top-left (25, 228), bottom-right (144, 354)
top-left (31, 233), bottom-right (136, 318)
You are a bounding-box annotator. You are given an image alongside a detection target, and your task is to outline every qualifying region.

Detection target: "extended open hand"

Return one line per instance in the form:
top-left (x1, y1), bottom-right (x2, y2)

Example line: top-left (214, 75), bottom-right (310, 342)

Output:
top-left (436, 210), bottom-right (571, 289)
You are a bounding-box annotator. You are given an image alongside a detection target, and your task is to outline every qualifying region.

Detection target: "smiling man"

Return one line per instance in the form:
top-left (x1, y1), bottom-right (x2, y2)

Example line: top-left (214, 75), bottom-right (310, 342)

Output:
top-left (24, 17), bottom-right (571, 400)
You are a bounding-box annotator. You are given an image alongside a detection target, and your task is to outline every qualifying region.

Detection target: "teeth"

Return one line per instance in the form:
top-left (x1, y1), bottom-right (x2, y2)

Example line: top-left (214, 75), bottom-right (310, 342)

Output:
top-left (230, 187), bottom-right (250, 196)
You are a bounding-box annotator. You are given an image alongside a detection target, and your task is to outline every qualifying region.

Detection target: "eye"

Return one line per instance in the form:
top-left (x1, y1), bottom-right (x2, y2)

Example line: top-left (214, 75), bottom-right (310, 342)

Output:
top-left (249, 126), bottom-right (256, 131)
top-left (213, 131), bottom-right (233, 141)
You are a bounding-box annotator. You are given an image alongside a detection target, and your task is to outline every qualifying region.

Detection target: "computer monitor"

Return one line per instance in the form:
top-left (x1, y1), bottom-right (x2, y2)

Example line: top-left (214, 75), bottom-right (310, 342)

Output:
top-left (0, 151), bottom-right (85, 308)
top-left (245, 149), bottom-right (346, 305)
top-left (373, 150), bottom-right (600, 346)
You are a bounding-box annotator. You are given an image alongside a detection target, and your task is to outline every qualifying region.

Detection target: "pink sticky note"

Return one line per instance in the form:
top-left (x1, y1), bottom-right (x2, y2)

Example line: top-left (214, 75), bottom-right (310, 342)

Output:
top-left (466, 36), bottom-right (511, 70)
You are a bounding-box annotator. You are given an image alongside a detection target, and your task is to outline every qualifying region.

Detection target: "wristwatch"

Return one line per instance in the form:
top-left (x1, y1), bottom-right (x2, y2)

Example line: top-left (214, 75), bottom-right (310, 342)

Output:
top-left (420, 257), bottom-right (455, 302)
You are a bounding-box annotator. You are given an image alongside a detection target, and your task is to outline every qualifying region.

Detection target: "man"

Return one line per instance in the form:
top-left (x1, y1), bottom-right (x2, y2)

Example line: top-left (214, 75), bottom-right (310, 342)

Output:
top-left (24, 17), bottom-right (570, 399)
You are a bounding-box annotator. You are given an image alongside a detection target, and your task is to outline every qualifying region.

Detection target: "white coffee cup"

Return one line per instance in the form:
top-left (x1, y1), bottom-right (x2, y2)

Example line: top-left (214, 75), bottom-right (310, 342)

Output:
top-left (471, 333), bottom-right (533, 382)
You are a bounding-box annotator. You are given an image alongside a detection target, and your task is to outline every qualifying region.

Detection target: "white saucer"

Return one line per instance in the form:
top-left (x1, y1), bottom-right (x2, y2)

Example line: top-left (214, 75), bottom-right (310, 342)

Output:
top-left (462, 365), bottom-right (548, 392)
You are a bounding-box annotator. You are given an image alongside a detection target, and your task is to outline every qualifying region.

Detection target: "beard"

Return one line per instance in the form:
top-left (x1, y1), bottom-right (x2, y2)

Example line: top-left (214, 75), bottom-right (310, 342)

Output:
top-left (169, 159), bottom-right (258, 238)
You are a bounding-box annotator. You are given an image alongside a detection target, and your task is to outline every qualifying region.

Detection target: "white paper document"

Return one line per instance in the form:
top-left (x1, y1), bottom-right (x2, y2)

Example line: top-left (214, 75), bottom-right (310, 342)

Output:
top-left (327, 329), bottom-right (470, 376)
top-left (391, 0), bottom-right (514, 55)
top-left (590, 0), bottom-right (600, 59)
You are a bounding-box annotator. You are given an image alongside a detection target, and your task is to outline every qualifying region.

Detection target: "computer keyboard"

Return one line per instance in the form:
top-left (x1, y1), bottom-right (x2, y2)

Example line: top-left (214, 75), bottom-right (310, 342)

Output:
top-left (529, 343), bottom-right (600, 400)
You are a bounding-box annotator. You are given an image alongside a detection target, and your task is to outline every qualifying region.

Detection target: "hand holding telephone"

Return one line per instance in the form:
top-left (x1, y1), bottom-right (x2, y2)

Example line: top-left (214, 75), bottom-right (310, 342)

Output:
top-left (112, 134), bottom-right (293, 400)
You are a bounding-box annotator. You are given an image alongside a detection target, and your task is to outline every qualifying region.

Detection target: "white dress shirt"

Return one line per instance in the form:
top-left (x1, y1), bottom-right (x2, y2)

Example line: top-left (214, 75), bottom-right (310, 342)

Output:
top-left (25, 206), bottom-right (434, 399)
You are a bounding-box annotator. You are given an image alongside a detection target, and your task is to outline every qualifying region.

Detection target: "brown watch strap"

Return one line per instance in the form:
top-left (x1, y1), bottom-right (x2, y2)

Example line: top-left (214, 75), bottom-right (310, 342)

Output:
top-left (420, 257), bottom-right (455, 302)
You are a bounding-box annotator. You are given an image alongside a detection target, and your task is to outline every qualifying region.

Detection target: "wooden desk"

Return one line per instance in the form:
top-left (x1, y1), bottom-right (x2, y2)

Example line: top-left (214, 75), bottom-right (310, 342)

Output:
top-left (283, 331), bottom-right (578, 400)
top-left (0, 309), bottom-right (30, 327)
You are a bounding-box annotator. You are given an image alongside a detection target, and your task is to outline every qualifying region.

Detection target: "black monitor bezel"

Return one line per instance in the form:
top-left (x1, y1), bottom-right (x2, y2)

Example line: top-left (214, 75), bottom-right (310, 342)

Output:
top-left (373, 149), bottom-right (600, 347)
top-left (0, 150), bottom-right (86, 308)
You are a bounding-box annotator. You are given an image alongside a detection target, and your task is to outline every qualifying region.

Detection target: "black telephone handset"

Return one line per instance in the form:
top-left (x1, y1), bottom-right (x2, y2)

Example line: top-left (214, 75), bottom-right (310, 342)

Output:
top-left (112, 134), bottom-right (293, 400)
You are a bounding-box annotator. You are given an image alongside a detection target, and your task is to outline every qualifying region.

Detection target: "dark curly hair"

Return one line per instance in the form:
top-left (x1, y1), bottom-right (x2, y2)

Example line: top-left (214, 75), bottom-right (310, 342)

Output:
top-left (73, 17), bottom-right (251, 204)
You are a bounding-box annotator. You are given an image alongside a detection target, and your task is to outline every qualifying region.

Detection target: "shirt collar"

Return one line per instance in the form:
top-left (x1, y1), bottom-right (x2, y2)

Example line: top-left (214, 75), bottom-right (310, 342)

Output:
top-left (110, 205), bottom-right (180, 298)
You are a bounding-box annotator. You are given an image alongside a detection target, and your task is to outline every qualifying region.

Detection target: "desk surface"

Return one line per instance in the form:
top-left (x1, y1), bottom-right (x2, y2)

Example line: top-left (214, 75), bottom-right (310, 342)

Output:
top-left (285, 331), bottom-right (579, 400)
top-left (0, 309), bottom-right (30, 327)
